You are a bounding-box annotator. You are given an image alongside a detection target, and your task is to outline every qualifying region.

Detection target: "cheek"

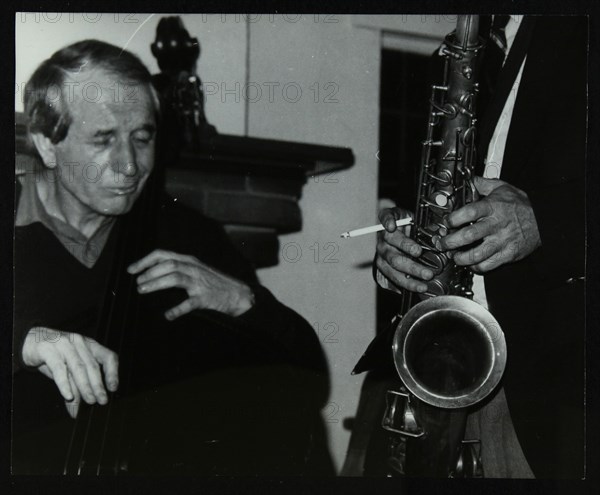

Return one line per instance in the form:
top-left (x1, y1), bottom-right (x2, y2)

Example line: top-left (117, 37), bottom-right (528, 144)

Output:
top-left (139, 149), bottom-right (155, 173)
top-left (83, 164), bottom-right (107, 185)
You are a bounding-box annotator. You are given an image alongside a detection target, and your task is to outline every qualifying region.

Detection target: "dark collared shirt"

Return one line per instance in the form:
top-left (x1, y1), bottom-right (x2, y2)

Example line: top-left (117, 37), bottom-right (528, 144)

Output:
top-left (15, 174), bottom-right (115, 268)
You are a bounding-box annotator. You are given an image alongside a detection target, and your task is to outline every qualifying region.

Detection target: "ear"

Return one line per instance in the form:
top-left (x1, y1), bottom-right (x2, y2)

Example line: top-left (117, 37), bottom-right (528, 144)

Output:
top-left (29, 133), bottom-right (58, 169)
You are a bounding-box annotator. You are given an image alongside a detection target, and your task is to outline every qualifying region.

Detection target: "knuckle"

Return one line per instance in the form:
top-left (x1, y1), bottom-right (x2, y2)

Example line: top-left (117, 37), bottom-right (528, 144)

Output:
top-left (389, 253), bottom-right (407, 271)
top-left (482, 199), bottom-right (494, 216)
top-left (410, 263), bottom-right (424, 277)
top-left (405, 243), bottom-right (420, 257)
top-left (467, 204), bottom-right (479, 220)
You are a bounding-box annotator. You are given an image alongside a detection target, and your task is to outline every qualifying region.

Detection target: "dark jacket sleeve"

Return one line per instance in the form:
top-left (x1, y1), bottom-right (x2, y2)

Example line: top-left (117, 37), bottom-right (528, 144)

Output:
top-left (517, 17), bottom-right (587, 287)
top-left (156, 198), bottom-right (329, 383)
top-left (12, 180), bottom-right (40, 374)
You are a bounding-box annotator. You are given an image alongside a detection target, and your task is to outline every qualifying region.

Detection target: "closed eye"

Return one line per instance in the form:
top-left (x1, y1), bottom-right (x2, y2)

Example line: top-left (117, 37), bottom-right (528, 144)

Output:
top-left (132, 125), bottom-right (156, 145)
top-left (92, 136), bottom-right (114, 147)
top-left (134, 134), bottom-right (153, 143)
top-left (91, 129), bottom-right (115, 147)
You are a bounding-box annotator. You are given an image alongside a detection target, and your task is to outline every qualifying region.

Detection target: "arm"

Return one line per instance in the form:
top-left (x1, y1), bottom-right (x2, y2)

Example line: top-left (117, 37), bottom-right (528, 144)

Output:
top-left (128, 203), bottom-right (328, 378)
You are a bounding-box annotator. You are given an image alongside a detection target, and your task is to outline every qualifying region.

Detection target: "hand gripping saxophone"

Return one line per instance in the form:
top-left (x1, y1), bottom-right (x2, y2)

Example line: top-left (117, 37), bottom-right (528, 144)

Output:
top-left (380, 15), bottom-right (507, 477)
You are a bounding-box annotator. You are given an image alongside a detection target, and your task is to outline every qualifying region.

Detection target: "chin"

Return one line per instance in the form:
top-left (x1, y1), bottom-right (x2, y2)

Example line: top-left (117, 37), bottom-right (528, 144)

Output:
top-left (98, 196), bottom-right (137, 217)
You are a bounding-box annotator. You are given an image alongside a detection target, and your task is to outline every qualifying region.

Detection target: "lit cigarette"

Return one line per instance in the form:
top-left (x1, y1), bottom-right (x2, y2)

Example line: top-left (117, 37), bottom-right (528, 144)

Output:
top-left (340, 218), bottom-right (413, 239)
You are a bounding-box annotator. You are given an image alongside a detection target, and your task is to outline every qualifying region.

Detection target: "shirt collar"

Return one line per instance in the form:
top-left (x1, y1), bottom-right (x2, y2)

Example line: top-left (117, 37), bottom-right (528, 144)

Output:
top-left (16, 174), bottom-right (116, 267)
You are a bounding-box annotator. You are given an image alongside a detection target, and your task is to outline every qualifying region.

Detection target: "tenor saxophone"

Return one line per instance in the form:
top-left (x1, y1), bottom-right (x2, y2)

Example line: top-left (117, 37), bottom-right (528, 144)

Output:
top-left (379, 15), bottom-right (507, 477)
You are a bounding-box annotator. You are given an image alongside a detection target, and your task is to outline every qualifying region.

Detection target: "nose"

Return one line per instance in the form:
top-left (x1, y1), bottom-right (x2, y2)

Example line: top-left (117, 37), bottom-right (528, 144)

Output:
top-left (111, 141), bottom-right (138, 178)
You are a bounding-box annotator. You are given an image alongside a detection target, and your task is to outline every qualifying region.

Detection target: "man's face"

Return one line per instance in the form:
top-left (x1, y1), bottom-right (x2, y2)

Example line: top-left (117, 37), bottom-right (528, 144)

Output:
top-left (50, 67), bottom-right (157, 218)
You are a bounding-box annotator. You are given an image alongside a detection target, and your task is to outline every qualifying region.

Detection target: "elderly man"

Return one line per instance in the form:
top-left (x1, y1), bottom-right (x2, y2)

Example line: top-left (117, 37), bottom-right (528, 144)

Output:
top-left (13, 40), bottom-right (330, 475)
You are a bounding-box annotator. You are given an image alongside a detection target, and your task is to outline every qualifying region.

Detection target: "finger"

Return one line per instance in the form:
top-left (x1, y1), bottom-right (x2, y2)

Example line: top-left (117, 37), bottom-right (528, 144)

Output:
top-left (127, 249), bottom-right (179, 275)
top-left (135, 258), bottom-right (187, 285)
top-left (376, 256), bottom-right (429, 293)
top-left (382, 246), bottom-right (434, 280)
top-left (165, 298), bottom-right (197, 321)
top-left (473, 176), bottom-right (506, 196)
top-left (375, 267), bottom-right (402, 295)
top-left (445, 200), bottom-right (493, 229)
top-left (89, 343), bottom-right (119, 393)
top-left (439, 219), bottom-right (494, 251)
top-left (74, 336), bottom-right (108, 405)
top-left (65, 374), bottom-right (81, 419)
top-left (471, 241), bottom-right (514, 273)
top-left (380, 231), bottom-right (422, 258)
top-left (379, 208), bottom-right (407, 233)
top-left (62, 343), bottom-right (97, 405)
top-left (138, 272), bottom-right (192, 294)
top-left (44, 356), bottom-right (74, 402)
top-left (472, 255), bottom-right (503, 274)
top-left (453, 237), bottom-right (502, 267)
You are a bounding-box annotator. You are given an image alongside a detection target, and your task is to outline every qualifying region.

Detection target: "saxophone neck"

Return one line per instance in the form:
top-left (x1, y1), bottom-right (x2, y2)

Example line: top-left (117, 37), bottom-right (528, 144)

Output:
top-left (455, 15), bottom-right (480, 48)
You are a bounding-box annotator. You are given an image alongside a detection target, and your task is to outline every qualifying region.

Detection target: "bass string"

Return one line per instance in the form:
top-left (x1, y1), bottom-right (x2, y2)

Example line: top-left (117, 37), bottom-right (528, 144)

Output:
top-left (62, 214), bottom-right (132, 474)
top-left (65, 168), bottom-right (160, 474)
top-left (100, 171), bottom-right (161, 473)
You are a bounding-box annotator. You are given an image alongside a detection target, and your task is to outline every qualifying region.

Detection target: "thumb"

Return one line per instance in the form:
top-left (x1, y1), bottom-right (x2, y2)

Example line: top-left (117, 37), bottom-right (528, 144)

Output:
top-left (379, 208), bottom-right (399, 232)
top-left (473, 176), bottom-right (506, 196)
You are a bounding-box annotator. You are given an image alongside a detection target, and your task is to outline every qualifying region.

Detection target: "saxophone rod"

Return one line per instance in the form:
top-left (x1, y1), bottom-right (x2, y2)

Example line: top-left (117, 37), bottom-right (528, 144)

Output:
top-left (340, 218), bottom-right (413, 239)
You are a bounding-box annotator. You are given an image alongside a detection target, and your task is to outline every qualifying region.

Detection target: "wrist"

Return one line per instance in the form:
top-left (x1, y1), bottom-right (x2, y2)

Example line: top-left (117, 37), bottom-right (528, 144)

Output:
top-left (229, 283), bottom-right (256, 317)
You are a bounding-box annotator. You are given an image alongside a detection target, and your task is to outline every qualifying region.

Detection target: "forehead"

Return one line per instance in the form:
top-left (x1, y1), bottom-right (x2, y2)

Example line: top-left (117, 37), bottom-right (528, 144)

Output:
top-left (63, 67), bottom-right (156, 128)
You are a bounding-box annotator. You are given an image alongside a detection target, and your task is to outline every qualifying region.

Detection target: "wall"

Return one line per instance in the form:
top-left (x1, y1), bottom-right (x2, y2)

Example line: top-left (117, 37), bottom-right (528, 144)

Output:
top-left (15, 13), bottom-right (247, 134)
top-left (247, 15), bottom-right (380, 471)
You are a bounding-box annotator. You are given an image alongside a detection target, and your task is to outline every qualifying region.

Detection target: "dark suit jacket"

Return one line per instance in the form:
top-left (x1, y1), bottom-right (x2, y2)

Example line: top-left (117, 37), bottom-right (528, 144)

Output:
top-left (480, 16), bottom-right (586, 478)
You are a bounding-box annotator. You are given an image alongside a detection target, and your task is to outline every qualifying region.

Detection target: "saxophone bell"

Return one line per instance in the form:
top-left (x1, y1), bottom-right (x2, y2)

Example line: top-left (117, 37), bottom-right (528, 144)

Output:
top-left (392, 295), bottom-right (506, 409)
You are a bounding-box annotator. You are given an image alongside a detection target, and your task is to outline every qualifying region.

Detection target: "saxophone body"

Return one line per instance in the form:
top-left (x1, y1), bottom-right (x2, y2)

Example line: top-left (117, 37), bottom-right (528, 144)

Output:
top-left (380, 15), bottom-right (507, 477)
